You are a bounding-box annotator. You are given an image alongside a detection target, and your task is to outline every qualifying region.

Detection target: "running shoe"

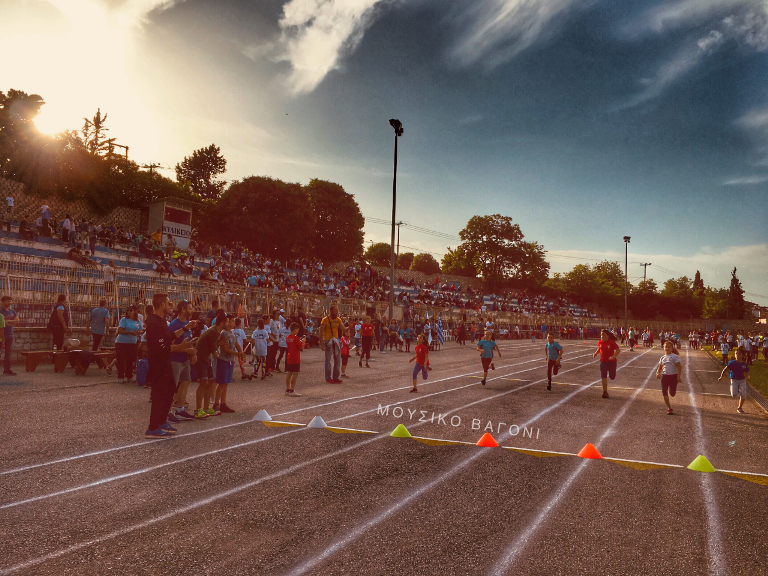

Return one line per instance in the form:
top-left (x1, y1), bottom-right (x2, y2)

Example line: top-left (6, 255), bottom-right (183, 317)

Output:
top-left (365, 364), bottom-right (370, 368)
top-left (205, 407), bottom-right (221, 416)
top-left (326, 379), bottom-right (334, 383)
top-left (219, 403), bottom-right (235, 413)
top-left (737, 407), bottom-right (745, 414)
top-left (380, 350), bottom-right (386, 354)
top-left (4, 370), bottom-right (17, 376)
top-left (331, 379), bottom-right (343, 384)
top-left (481, 379), bottom-right (486, 385)
top-left (410, 387), bottom-right (418, 393)
top-left (118, 378), bottom-right (125, 384)
top-left (547, 384), bottom-right (551, 391)
top-left (274, 368), bottom-right (283, 373)
top-left (490, 363), bottom-right (495, 371)
top-left (145, 428), bottom-right (171, 439)
top-left (160, 422), bottom-right (178, 434)
top-left (288, 391), bottom-right (302, 397)
top-left (194, 408), bottom-right (209, 419)
top-left (359, 361), bottom-right (363, 368)
top-left (341, 374), bottom-right (350, 378)
top-left (667, 408), bottom-right (674, 415)
top-left (126, 378), bottom-right (135, 383)
top-left (602, 392), bottom-right (610, 398)
top-left (166, 412), bottom-right (180, 424)
top-left (175, 408), bottom-right (194, 421)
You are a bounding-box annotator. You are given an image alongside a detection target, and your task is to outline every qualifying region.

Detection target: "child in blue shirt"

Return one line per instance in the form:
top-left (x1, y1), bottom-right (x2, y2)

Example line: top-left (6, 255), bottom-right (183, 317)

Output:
top-left (544, 332), bottom-right (563, 391)
top-left (720, 341), bottom-right (730, 366)
top-left (476, 330), bottom-right (500, 386)
top-left (719, 348), bottom-right (749, 414)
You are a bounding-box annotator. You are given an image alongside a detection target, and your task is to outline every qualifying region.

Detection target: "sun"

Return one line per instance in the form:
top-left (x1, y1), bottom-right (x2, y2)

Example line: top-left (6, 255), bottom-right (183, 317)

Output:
top-left (34, 105), bottom-right (74, 136)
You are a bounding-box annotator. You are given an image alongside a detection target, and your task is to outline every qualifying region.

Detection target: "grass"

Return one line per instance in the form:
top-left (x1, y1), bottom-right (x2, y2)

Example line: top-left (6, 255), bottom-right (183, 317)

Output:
top-left (702, 345), bottom-right (768, 399)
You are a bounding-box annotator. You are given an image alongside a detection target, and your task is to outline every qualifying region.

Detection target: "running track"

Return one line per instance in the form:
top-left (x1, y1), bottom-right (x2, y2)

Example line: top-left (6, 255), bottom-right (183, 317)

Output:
top-left (2, 341), bottom-right (767, 575)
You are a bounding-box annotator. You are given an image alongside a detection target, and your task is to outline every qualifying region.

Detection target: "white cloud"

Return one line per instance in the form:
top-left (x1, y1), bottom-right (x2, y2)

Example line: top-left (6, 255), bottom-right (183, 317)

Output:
top-left (275, 0), bottom-right (393, 94)
top-left (621, 0), bottom-right (740, 37)
top-left (458, 113), bottom-right (485, 125)
top-left (723, 175), bottom-right (768, 185)
top-left (446, 0), bottom-right (589, 70)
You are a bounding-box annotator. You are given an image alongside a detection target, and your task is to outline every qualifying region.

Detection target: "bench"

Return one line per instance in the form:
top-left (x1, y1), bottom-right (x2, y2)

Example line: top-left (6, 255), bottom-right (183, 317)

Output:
top-left (20, 351), bottom-right (54, 372)
top-left (69, 351), bottom-right (116, 375)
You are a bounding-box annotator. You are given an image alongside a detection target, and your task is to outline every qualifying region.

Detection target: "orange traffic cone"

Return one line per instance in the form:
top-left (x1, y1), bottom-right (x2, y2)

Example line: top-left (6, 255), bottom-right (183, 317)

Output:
top-left (476, 433), bottom-right (499, 447)
top-left (577, 443), bottom-right (602, 459)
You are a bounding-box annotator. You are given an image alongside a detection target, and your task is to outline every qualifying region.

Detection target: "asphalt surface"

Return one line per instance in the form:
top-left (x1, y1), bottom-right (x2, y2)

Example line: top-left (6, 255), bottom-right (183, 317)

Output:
top-left (2, 339), bottom-right (767, 575)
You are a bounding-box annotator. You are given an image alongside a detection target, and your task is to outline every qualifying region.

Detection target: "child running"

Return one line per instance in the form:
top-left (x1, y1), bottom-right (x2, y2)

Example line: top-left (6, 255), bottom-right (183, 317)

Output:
top-left (544, 332), bottom-right (563, 391)
top-left (719, 348), bottom-right (749, 414)
top-left (251, 318), bottom-right (269, 380)
top-left (593, 329), bottom-right (620, 398)
top-left (655, 341), bottom-right (681, 414)
top-left (408, 333), bottom-right (429, 393)
top-left (285, 322), bottom-right (306, 396)
top-left (477, 330), bottom-right (501, 386)
top-left (340, 327), bottom-right (351, 378)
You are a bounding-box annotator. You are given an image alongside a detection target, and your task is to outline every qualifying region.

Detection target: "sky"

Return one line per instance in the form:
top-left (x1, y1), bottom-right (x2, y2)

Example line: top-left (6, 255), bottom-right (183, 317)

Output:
top-left (2, 0), bottom-right (767, 303)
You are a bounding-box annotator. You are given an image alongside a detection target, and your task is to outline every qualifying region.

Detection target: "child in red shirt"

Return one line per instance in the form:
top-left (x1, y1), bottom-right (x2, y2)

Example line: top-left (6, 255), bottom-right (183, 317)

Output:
top-left (358, 315), bottom-right (374, 368)
top-left (408, 334), bottom-right (429, 393)
top-left (592, 329), bottom-right (620, 398)
top-left (340, 326), bottom-right (351, 378)
top-left (284, 322), bottom-right (306, 397)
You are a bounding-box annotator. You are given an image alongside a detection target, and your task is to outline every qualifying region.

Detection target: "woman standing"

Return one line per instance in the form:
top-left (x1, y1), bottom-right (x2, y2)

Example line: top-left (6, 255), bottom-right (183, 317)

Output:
top-left (115, 306), bottom-right (142, 383)
top-left (48, 294), bottom-right (69, 350)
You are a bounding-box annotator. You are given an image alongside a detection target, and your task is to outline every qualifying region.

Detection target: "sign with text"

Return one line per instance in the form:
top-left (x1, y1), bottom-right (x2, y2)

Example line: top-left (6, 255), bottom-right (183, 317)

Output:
top-left (162, 206), bottom-right (191, 249)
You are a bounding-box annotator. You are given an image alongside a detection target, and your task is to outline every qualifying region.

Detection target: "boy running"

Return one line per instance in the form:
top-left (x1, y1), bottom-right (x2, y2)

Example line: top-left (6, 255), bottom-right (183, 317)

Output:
top-left (476, 330), bottom-right (500, 386)
top-left (408, 333), bottom-right (429, 393)
top-left (655, 341), bottom-right (681, 414)
top-left (719, 348), bottom-right (749, 414)
top-left (544, 332), bottom-right (563, 391)
top-left (593, 329), bottom-right (620, 398)
top-left (285, 322), bottom-right (306, 396)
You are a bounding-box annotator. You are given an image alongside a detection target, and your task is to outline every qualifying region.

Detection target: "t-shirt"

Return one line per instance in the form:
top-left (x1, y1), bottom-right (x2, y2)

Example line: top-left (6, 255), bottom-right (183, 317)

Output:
top-left (320, 316), bottom-right (343, 340)
top-left (478, 339), bottom-right (496, 359)
top-left (727, 360), bottom-right (749, 381)
top-left (405, 327), bottom-right (413, 339)
top-left (6, 197), bottom-right (13, 207)
top-left (286, 334), bottom-right (303, 364)
top-left (0, 306), bottom-right (17, 336)
top-left (115, 317), bottom-right (141, 344)
top-left (361, 323), bottom-right (374, 338)
top-left (278, 326), bottom-right (290, 347)
top-left (658, 354), bottom-right (680, 376)
top-left (145, 314), bottom-right (175, 383)
top-left (597, 339), bottom-right (620, 362)
top-left (354, 322), bottom-right (361, 338)
top-left (340, 336), bottom-right (350, 356)
top-left (90, 307), bottom-right (110, 336)
top-left (169, 318), bottom-right (192, 363)
top-left (252, 328), bottom-right (269, 356)
top-left (233, 328), bottom-right (246, 350)
top-left (545, 342), bottom-right (563, 361)
top-left (721, 343), bottom-right (730, 354)
top-left (219, 329), bottom-right (236, 362)
top-left (103, 266), bottom-right (115, 282)
top-left (415, 343), bottom-right (428, 365)
top-left (195, 326), bottom-right (221, 362)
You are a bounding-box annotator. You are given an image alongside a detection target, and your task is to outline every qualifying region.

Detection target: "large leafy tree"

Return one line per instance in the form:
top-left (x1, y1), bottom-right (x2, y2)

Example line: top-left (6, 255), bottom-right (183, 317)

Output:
top-left (175, 144), bottom-right (227, 201)
top-left (396, 252), bottom-right (415, 270)
top-left (0, 89), bottom-right (47, 179)
top-left (364, 242), bottom-right (391, 267)
top-left (306, 178), bottom-right (364, 262)
top-left (410, 253), bottom-right (441, 275)
top-left (727, 267), bottom-right (746, 320)
top-left (441, 245), bottom-right (477, 277)
top-left (702, 287), bottom-right (728, 319)
top-left (205, 176), bottom-right (312, 258)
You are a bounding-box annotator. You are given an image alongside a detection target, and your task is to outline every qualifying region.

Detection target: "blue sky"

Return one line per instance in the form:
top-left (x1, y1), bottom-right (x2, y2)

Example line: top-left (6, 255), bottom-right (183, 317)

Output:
top-left (2, 0), bottom-right (767, 301)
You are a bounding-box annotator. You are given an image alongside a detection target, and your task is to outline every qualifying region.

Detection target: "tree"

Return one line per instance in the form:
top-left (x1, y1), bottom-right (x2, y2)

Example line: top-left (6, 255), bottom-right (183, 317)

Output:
top-left (633, 279), bottom-right (658, 294)
top-left (454, 214), bottom-right (547, 291)
top-left (0, 89), bottom-right (46, 178)
top-left (364, 242), bottom-right (391, 267)
top-left (693, 270), bottom-right (705, 293)
top-left (727, 267), bottom-right (746, 320)
top-left (82, 109), bottom-right (114, 156)
top-left (396, 252), bottom-right (415, 270)
top-left (410, 253), bottom-right (440, 275)
top-left (513, 241), bottom-right (549, 289)
top-left (175, 144), bottom-right (227, 201)
top-left (306, 178), bottom-right (364, 263)
top-left (702, 287), bottom-right (728, 319)
top-left (204, 176), bottom-right (312, 258)
top-left (441, 245), bottom-right (477, 277)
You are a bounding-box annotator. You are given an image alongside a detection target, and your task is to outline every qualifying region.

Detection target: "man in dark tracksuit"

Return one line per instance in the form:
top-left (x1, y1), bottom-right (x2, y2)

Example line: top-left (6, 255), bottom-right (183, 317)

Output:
top-left (145, 293), bottom-right (195, 438)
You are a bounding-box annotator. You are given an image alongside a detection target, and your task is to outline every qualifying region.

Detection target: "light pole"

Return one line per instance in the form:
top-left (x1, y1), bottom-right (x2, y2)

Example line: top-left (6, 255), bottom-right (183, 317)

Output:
top-left (388, 119), bottom-right (404, 324)
top-left (623, 236), bottom-right (631, 335)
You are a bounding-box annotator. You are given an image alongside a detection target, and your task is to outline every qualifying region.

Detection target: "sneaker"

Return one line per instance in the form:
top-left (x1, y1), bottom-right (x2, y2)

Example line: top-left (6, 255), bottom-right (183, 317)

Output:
top-left (358, 361), bottom-right (363, 367)
top-left (126, 378), bottom-right (135, 383)
top-left (160, 422), bottom-right (178, 434)
top-left (410, 387), bottom-right (418, 393)
top-left (145, 428), bottom-right (171, 439)
top-left (332, 379), bottom-right (343, 384)
top-left (380, 351), bottom-right (386, 354)
top-left (220, 403), bottom-right (235, 413)
top-left (4, 370), bottom-right (17, 376)
top-left (175, 409), bottom-right (194, 421)
top-left (274, 368), bottom-right (283, 373)
top-left (167, 412), bottom-right (180, 424)
top-left (118, 378), bottom-right (125, 384)
top-left (194, 408), bottom-right (209, 419)
top-left (481, 379), bottom-right (486, 385)
top-left (490, 363), bottom-right (495, 371)
top-left (737, 407), bottom-right (745, 414)
top-left (365, 364), bottom-right (370, 368)
top-left (667, 408), bottom-right (674, 415)
top-left (602, 392), bottom-right (610, 399)
top-left (547, 384), bottom-right (551, 390)
top-left (205, 407), bottom-right (221, 416)
top-left (341, 374), bottom-right (350, 378)
top-left (326, 378), bottom-right (333, 383)
top-left (288, 391), bottom-right (302, 397)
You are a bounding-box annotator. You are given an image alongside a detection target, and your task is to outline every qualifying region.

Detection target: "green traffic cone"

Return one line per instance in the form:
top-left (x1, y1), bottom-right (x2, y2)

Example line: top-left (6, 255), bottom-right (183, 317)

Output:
top-left (390, 424), bottom-right (412, 438)
top-left (687, 455), bottom-right (716, 473)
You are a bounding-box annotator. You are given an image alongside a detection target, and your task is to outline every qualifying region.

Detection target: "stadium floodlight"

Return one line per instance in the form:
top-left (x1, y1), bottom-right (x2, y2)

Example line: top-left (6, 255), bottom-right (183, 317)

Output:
top-left (623, 237), bottom-right (631, 334)
top-left (388, 120), bottom-right (403, 324)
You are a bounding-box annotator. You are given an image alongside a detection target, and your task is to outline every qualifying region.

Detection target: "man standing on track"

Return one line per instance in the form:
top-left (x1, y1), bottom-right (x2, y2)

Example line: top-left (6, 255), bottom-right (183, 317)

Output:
top-left (320, 305), bottom-right (343, 383)
top-left (145, 293), bottom-right (196, 439)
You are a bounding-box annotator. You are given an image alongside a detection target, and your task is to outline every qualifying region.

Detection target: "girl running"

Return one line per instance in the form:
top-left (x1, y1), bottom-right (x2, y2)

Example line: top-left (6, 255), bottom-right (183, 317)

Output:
top-left (655, 341), bottom-right (681, 414)
top-left (359, 315), bottom-right (374, 368)
top-left (408, 333), bottom-right (429, 392)
top-left (476, 330), bottom-right (500, 386)
top-left (593, 329), bottom-right (620, 398)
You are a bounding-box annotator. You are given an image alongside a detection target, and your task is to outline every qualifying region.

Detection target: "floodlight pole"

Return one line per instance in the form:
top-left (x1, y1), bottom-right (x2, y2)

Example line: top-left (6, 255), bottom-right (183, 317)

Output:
top-left (623, 236), bottom-right (631, 335)
top-left (388, 120), bottom-right (403, 324)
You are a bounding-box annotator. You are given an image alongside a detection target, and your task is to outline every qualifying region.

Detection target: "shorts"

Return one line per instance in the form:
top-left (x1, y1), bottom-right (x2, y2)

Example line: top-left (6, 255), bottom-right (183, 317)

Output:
top-left (661, 374), bottom-right (678, 397)
top-left (196, 357), bottom-right (214, 380)
top-left (355, 337), bottom-right (360, 348)
top-left (599, 361), bottom-right (617, 380)
top-left (172, 359), bottom-right (191, 384)
top-left (730, 379), bottom-right (746, 399)
top-left (412, 362), bottom-right (428, 380)
top-left (341, 354), bottom-right (349, 367)
top-left (285, 363), bottom-right (300, 373)
top-left (481, 357), bottom-right (493, 371)
top-left (216, 358), bottom-right (234, 385)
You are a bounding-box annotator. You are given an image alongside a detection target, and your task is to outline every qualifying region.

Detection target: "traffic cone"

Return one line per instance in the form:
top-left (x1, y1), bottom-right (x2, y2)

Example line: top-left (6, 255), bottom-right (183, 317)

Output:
top-left (687, 455), bottom-right (716, 472)
top-left (583, 341), bottom-right (587, 344)
top-left (253, 409), bottom-right (272, 422)
top-left (577, 443), bottom-right (602, 459)
top-left (390, 424), bottom-right (412, 438)
top-left (476, 432), bottom-right (499, 447)
top-left (307, 416), bottom-right (327, 429)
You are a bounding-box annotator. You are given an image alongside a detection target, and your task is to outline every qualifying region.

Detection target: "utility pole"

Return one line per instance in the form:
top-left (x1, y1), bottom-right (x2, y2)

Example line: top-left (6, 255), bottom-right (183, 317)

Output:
top-left (623, 236), bottom-right (631, 335)
top-left (639, 262), bottom-right (651, 281)
top-left (395, 221), bottom-right (405, 257)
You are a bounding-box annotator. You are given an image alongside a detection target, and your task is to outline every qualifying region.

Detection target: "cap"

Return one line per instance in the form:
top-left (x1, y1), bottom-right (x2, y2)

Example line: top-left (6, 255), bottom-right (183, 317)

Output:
top-left (280, 309), bottom-right (285, 313)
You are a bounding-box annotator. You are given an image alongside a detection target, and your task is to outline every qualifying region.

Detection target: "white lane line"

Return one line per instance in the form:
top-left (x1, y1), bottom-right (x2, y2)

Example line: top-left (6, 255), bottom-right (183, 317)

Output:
top-left (0, 352), bottom-right (596, 508)
top-left (487, 366), bottom-right (657, 575)
top-left (685, 349), bottom-right (727, 576)
top-left (284, 351), bottom-right (654, 575)
top-left (0, 346), bottom-right (560, 476)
